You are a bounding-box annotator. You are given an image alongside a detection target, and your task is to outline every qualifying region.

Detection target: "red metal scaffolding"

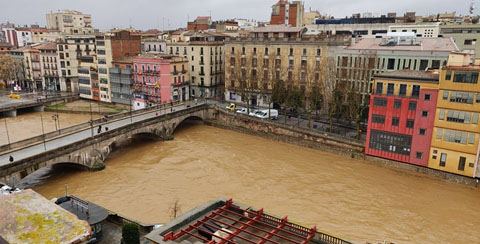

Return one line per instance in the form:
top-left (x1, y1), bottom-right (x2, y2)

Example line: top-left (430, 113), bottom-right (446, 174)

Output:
top-left (163, 199), bottom-right (317, 244)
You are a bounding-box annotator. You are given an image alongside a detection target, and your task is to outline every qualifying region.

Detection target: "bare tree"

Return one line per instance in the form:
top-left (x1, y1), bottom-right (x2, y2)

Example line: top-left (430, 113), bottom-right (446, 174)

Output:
top-left (345, 51), bottom-right (377, 139)
top-left (319, 57), bottom-right (341, 133)
top-left (0, 55), bottom-right (14, 88)
top-left (234, 51), bottom-right (256, 114)
top-left (169, 199), bottom-right (182, 219)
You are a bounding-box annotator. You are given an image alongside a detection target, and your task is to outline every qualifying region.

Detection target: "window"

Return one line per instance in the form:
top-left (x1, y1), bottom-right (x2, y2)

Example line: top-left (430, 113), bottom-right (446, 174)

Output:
top-left (394, 100), bottom-right (402, 109)
top-left (392, 117), bottom-right (400, 126)
top-left (242, 47), bottom-right (245, 55)
top-left (442, 91), bottom-right (448, 100)
top-left (408, 101), bottom-right (417, 111)
top-left (289, 48), bottom-right (293, 56)
top-left (419, 59), bottom-right (428, 70)
top-left (443, 129), bottom-right (468, 144)
top-left (387, 83), bottom-right (394, 95)
top-left (265, 48), bottom-right (269, 55)
top-left (458, 157), bottom-right (466, 171)
top-left (473, 113), bottom-right (479, 124)
top-left (416, 152), bottom-right (423, 159)
top-left (453, 71), bottom-right (479, 84)
top-left (440, 153), bottom-right (447, 167)
top-left (469, 133), bottom-right (475, 144)
top-left (450, 91), bottom-right (474, 104)
top-left (399, 84), bottom-right (407, 96)
top-left (289, 59), bottom-right (294, 68)
top-left (372, 114), bottom-right (386, 124)
top-left (303, 48), bottom-right (307, 56)
top-left (422, 111), bottom-right (428, 117)
top-left (411, 85), bottom-right (420, 98)
top-left (277, 48), bottom-right (281, 55)
top-left (368, 130), bottom-right (412, 155)
top-left (445, 70), bottom-right (452, 80)
top-left (375, 82), bottom-right (383, 94)
top-left (446, 110), bottom-right (471, 124)
top-left (373, 97), bottom-right (387, 107)
top-left (436, 128), bottom-right (443, 139)
top-left (387, 58), bottom-right (395, 69)
top-left (253, 48), bottom-right (256, 54)
top-left (406, 119), bottom-right (414, 128)
top-left (424, 94), bottom-right (431, 101)
top-left (439, 109), bottom-right (445, 120)
top-left (431, 60), bottom-right (440, 69)
top-left (317, 48), bottom-right (321, 56)
top-left (419, 128), bottom-right (426, 135)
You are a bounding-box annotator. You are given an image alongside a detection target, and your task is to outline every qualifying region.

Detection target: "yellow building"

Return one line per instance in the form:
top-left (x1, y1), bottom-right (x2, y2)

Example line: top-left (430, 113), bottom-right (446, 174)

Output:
top-left (429, 52), bottom-right (480, 177)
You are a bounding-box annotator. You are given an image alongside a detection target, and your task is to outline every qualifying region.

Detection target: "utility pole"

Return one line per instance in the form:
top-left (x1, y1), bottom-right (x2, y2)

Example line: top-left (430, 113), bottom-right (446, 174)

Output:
top-left (89, 100), bottom-right (93, 137)
top-left (4, 119), bottom-right (10, 146)
top-left (40, 114), bottom-right (46, 151)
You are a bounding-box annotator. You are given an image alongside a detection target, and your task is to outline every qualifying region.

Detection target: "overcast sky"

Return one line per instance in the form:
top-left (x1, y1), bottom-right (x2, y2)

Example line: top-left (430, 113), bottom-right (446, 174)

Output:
top-left (0, 0), bottom-right (474, 30)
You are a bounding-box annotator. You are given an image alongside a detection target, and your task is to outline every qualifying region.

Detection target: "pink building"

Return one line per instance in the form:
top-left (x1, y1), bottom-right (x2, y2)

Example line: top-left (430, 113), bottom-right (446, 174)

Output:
top-left (132, 54), bottom-right (189, 110)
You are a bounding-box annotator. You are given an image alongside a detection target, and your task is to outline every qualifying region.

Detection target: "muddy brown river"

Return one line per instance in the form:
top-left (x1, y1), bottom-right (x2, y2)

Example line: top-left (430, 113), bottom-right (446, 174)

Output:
top-left (19, 123), bottom-right (480, 243)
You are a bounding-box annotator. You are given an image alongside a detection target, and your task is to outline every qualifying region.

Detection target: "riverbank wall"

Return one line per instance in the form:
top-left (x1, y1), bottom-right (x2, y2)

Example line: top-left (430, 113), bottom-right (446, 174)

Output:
top-left (206, 107), bottom-right (480, 187)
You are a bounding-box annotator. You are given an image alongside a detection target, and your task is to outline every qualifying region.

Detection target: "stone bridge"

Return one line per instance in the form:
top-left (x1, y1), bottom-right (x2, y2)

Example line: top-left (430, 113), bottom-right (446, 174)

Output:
top-left (0, 103), bottom-right (217, 186)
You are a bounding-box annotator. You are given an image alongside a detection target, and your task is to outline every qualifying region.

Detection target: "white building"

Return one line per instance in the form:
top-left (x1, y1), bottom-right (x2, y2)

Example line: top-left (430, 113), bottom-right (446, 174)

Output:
top-left (388, 23), bottom-right (440, 37)
top-left (46, 10), bottom-right (94, 35)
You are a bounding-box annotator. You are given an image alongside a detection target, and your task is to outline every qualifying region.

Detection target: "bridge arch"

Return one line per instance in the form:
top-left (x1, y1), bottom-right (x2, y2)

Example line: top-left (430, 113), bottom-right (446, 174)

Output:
top-left (172, 115), bottom-right (204, 134)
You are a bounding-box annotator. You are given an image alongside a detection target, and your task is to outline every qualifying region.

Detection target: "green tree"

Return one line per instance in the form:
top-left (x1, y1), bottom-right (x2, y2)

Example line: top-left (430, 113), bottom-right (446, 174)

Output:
top-left (286, 85), bottom-right (304, 125)
top-left (308, 85), bottom-right (323, 127)
top-left (122, 223), bottom-right (140, 244)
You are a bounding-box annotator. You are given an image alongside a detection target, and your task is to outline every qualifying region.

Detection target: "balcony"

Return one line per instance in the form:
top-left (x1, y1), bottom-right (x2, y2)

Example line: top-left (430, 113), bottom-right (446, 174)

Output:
top-left (172, 71), bottom-right (179, 75)
top-left (199, 72), bottom-right (205, 76)
top-left (181, 70), bottom-right (187, 74)
top-left (109, 67), bottom-right (120, 74)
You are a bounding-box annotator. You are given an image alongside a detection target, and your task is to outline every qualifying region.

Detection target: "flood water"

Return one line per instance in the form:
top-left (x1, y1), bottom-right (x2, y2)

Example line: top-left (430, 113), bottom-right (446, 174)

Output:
top-left (25, 124), bottom-right (480, 243)
top-left (0, 111), bottom-right (101, 145)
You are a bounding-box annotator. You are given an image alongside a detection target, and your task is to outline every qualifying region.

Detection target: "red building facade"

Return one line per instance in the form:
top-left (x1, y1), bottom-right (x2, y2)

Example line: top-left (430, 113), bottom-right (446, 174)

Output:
top-left (366, 71), bottom-right (439, 166)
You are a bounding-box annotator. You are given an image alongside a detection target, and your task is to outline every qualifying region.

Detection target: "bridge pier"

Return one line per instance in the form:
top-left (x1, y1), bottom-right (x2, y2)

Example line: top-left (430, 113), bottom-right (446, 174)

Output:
top-left (3, 110), bottom-right (17, 117)
top-left (33, 105), bottom-right (45, 112)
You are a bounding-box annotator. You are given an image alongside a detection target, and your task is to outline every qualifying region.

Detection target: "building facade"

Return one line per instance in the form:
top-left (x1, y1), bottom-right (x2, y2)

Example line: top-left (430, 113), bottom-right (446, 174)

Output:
top-left (225, 26), bottom-right (350, 108)
top-left (388, 23), bottom-right (440, 37)
top-left (132, 55), bottom-right (189, 110)
top-left (110, 57), bottom-right (133, 105)
top-left (46, 10), bottom-right (93, 34)
top-left (95, 30), bottom-right (141, 103)
top-left (142, 38), bottom-right (166, 54)
top-left (36, 42), bottom-right (60, 91)
top-left (77, 55), bottom-right (97, 100)
top-left (366, 70), bottom-right (439, 166)
top-left (336, 34), bottom-right (458, 99)
top-left (429, 52), bottom-right (480, 177)
top-left (57, 35), bottom-right (96, 92)
top-left (441, 24), bottom-right (480, 57)
top-left (167, 33), bottom-right (225, 99)
top-left (270, 0), bottom-right (304, 27)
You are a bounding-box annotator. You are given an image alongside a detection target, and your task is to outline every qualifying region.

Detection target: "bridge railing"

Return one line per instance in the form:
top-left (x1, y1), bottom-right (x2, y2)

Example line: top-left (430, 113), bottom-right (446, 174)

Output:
top-left (0, 94), bottom-right (79, 111)
top-left (0, 100), bottom-right (205, 154)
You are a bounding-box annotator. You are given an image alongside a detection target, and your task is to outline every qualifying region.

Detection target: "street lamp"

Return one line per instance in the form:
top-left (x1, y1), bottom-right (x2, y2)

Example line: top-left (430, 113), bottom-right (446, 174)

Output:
top-left (4, 119), bottom-right (11, 147)
top-left (40, 114), bottom-right (46, 151)
top-left (51, 114), bottom-right (59, 131)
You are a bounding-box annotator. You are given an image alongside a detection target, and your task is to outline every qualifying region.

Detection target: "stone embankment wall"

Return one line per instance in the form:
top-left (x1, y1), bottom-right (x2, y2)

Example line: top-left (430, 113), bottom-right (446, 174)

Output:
top-left (207, 107), bottom-right (480, 187)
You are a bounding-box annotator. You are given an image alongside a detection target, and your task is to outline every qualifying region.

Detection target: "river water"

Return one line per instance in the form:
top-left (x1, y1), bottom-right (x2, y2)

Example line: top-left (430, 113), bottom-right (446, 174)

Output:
top-left (22, 123), bottom-right (479, 243)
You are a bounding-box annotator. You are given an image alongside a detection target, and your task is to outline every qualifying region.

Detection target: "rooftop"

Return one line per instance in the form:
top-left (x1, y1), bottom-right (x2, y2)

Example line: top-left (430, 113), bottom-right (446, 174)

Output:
top-left (0, 189), bottom-right (91, 244)
top-left (112, 56), bottom-right (135, 64)
top-left (374, 70), bottom-right (440, 82)
top-left (251, 25), bottom-right (306, 33)
top-left (146, 198), bottom-right (352, 244)
top-left (56, 195), bottom-right (109, 225)
top-left (347, 37), bottom-right (458, 52)
top-left (34, 42), bottom-right (57, 51)
top-left (0, 42), bottom-right (12, 48)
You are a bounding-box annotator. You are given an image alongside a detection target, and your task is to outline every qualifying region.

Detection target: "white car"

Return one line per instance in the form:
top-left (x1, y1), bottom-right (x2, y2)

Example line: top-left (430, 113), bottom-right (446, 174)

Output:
top-left (249, 109), bottom-right (260, 116)
top-left (235, 108), bottom-right (248, 114)
top-left (254, 109), bottom-right (279, 120)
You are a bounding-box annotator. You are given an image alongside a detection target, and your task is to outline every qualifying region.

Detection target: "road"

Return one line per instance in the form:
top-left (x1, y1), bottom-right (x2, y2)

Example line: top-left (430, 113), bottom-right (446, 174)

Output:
top-left (0, 101), bottom-right (205, 166)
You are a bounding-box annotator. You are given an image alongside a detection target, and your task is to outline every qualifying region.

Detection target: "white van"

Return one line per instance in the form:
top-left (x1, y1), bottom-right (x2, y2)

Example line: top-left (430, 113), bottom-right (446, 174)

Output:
top-left (255, 109), bottom-right (278, 120)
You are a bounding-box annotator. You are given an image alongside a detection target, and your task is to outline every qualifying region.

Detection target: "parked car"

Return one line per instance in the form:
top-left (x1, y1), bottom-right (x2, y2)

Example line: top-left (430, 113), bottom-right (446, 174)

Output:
top-left (226, 103), bottom-right (236, 111)
top-left (254, 109), bottom-right (279, 120)
top-left (236, 108), bottom-right (248, 114)
top-left (249, 109), bottom-right (260, 116)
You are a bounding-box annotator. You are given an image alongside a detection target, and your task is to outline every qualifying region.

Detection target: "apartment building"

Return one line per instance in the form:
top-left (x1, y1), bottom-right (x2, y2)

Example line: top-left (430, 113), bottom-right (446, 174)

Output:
top-left (78, 55), bottom-right (97, 100)
top-left (167, 32), bottom-right (225, 99)
top-left (270, 0), bottom-right (304, 27)
top-left (429, 52), bottom-right (480, 177)
top-left (366, 70), bottom-right (439, 166)
top-left (336, 33), bottom-right (458, 99)
top-left (388, 23), bottom-right (440, 37)
top-left (110, 57), bottom-right (134, 105)
top-left (132, 54), bottom-right (189, 110)
top-left (225, 25), bottom-right (350, 107)
top-left (31, 28), bottom-right (61, 43)
top-left (57, 35), bottom-right (96, 92)
top-left (441, 24), bottom-right (480, 57)
top-left (9, 48), bottom-right (31, 90)
top-left (46, 10), bottom-right (93, 35)
top-left (95, 30), bottom-right (141, 102)
top-left (2, 28), bottom-right (32, 47)
top-left (142, 38), bottom-right (166, 54)
top-left (36, 42), bottom-right (59, 91)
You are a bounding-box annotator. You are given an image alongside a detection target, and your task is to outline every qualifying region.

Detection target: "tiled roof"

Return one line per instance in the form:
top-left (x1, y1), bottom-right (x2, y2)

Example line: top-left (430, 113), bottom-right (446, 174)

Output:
top-left (34, 42), bottom-right (57, 50)
top-left (374, 70), bottom-right (439, 81)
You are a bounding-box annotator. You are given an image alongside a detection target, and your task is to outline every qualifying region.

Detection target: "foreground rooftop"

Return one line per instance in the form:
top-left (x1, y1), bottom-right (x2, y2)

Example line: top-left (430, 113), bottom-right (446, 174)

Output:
top-left (146, 198), bottom-right (352, 244)
top-left (0, 189), bottom-right (91, 244)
